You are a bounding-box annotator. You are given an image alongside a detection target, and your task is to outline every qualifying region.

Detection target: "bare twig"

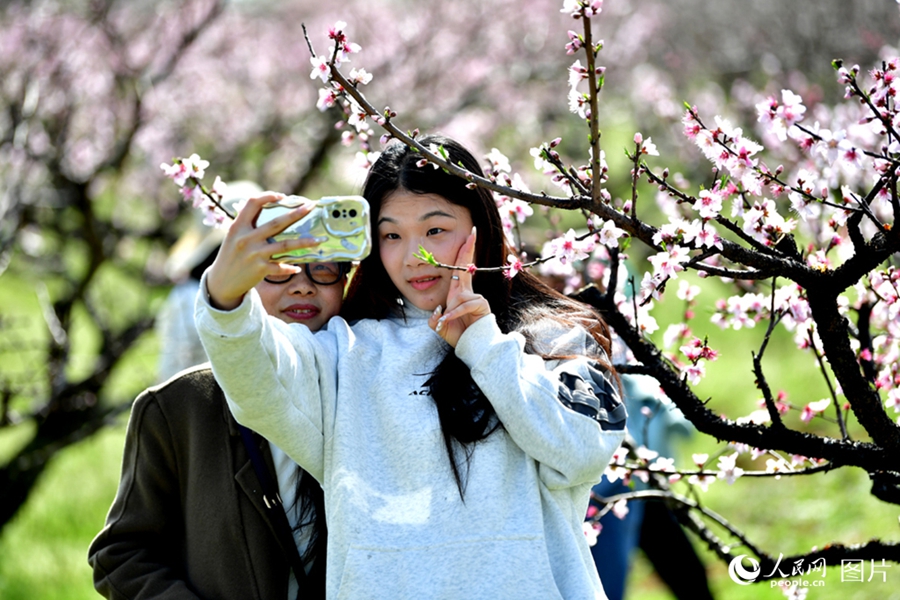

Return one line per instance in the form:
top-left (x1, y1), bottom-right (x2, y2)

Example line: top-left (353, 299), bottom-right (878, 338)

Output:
top-left (581, 16), bottom-right (604, 205)
top-left (753, 277), bottom-right (787, 428)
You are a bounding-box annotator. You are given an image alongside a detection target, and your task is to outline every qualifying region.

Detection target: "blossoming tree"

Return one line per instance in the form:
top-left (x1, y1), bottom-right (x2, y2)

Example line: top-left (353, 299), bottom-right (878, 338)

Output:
top-left (3, 0), bottom-right (900, 590)
top-left (251, 1), bottom-right (900, 580)
top-left (0, 0), bottom-right (612, 530)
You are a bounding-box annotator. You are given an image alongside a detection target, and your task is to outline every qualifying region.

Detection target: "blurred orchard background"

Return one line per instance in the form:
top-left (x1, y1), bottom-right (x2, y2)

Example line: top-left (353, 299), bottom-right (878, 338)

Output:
top-left (2, 0), bottom-right (900, 598)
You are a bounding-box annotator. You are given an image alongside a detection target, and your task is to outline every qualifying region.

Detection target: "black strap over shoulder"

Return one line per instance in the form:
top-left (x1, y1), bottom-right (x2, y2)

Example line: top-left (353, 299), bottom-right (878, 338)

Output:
top-left (238, 425), bottom-right (311, 597)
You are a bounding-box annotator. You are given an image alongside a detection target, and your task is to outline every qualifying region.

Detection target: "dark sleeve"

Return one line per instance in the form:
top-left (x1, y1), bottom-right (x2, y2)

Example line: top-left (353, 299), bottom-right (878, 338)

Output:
top-left (87, 390), bottom-right (201, 600)
top-left (556, 361), bottom-right (627, 432)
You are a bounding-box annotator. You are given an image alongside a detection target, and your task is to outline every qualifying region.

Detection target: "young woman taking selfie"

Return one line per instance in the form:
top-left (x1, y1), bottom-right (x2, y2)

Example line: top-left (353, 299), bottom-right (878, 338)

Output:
top-left (196, 135), bottom-right (626, 600)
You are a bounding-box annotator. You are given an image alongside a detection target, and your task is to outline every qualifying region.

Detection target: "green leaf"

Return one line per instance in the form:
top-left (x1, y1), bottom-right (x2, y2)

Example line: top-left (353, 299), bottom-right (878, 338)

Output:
top-left (414, 245), bottom-right (438, 266)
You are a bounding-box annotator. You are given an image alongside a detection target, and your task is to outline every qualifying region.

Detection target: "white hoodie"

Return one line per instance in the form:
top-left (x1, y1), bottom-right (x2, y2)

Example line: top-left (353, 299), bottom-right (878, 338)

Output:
top-left (196, 282), bottom-right (625, 600)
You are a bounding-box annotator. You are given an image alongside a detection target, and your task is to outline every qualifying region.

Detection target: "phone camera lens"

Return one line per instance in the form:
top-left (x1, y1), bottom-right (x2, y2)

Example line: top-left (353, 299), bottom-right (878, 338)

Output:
top-left (349, 209), bottom-right (358, 217)
top-left (332, 210), bottom-right (341, 218)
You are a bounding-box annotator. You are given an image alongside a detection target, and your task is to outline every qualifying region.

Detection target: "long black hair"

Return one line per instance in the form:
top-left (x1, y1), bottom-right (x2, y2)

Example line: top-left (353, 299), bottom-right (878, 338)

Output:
top-left (292, 469), bottom-right (326, 583)
top-left (341, 134), bottom-right (614, 496)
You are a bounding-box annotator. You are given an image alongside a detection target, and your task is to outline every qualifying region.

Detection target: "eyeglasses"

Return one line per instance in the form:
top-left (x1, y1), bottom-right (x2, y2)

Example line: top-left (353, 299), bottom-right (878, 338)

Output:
top-left (264, 262), bottom-right (348, 286)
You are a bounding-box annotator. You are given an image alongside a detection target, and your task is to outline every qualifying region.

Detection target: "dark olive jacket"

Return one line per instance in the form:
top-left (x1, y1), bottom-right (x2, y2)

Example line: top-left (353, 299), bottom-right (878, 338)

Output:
top-left (88, 366), bottom-right (325, 599)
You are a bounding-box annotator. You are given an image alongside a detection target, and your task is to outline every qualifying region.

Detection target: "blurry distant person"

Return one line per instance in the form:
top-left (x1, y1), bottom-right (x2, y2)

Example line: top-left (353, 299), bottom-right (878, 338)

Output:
top-left (588, 375), bottom-right (712, 600)
top-left (542, 263), bottom-right (712, 600)
top-left (90, 215), bottom-right (349, 598)
top-left (156, 181), bottom-right (262, 382)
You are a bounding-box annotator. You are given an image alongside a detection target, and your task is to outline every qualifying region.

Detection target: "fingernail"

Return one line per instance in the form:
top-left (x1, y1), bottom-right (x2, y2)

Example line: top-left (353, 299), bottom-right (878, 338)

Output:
top-left (471, 226), bottom-right (476, 236)
top-left (433, 305), bottom-right (442, 317)
top-left (314, 236), bottom-right (329, 243)
top-left (436, 317), bottom-right (444, 332)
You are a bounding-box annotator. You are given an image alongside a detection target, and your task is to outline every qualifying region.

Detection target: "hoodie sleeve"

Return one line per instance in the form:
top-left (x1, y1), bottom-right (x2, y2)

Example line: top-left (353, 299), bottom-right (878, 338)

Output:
top-left (193, 272), bottom-right (338, 482)
top-left (455, 314), bottom-right (626, 489)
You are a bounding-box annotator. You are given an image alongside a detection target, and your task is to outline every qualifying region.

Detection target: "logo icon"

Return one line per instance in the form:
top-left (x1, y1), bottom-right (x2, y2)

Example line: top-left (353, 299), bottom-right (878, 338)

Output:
top-left (729, 554), bottom-right (761, 585)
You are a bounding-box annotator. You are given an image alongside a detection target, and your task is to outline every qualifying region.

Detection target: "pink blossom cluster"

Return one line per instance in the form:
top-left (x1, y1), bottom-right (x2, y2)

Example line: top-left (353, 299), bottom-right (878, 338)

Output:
top-left (602, 445), bottom-right (630, 485)
top-left (567, 62), bottom-right (605, 121)
top-left (560, 0), bottom-right (603, 19)
top-left (529, 141), bottom-right (609, 195)
top-left (656, 282), bottom-right (721, 385)
top-left (537, 240), bottom-right (616, 295)
top-left (676, 337), bottom-right (719, 385)
top-left (854, 267), bottom-right (900, 421)
top-left (613, 287), bottom-right (659, 337)
top-left (481, 142), bottom-right (622, 283)
top-left (711, 283), bottom-right (813, 346)
top-left (160, 155), bottom-right (233, 228)
top-left (733, 391), bottom-right (840, 429)
top-left (309, 21), bottom-right (361, 84)
top-left (687, 453), bottom-right (716, 491)
top-left (547, 229), bottom-right (594, 265)
top-left (483, 147), bottom-right (536, 244)
top-left (311, 22), bottom-right (379, 159)
top-left (683, 111), bottom-right (773, 214)
top-left (641, 62), bottom-right (900, 430)
top-left (633, 132), bottom-right (658, 157)
top-left (596, 441), bottom-right (831, 497)
top-left (755, 89), bottom-right (807, 142)
top-left (505, 253), bottom-right (525, 279)
top-left (866, 58), bottom-right (899, 110)
top-left (800, 398), bottom-right (831, 423)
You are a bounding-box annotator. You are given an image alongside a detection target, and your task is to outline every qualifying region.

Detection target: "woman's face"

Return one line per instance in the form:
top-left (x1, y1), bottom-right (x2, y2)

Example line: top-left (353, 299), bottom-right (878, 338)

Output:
top-left (377, 190), bottom-right (474, 312)
top-left (255, 264), bottom-right (344, 331)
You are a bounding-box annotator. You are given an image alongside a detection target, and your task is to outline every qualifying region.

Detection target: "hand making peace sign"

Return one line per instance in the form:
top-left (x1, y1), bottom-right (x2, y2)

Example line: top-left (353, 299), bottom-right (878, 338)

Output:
top-left (427, 226), bottom-right (492, 348)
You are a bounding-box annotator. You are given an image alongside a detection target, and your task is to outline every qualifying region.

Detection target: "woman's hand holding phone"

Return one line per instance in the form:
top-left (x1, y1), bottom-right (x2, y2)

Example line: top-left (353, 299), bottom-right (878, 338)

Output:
top-left (206, 193), bottom-right (321, 311)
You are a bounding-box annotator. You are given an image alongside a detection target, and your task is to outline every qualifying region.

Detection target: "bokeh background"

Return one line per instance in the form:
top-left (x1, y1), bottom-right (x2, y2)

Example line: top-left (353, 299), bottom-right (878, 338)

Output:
top-left (2, 0), bottom-right (900, 598)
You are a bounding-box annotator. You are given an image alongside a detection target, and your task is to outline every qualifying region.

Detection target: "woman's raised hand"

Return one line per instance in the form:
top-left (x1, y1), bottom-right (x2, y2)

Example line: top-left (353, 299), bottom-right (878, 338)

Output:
top-left (205, 193), bottom-right (319, 310)
top-left (428, 227), bottom-right (491, 347)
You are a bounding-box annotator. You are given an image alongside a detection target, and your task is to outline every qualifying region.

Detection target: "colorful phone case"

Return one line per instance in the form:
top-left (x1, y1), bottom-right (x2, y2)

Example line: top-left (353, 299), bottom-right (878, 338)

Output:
top-left (258, 195), bottom-right (371, 263)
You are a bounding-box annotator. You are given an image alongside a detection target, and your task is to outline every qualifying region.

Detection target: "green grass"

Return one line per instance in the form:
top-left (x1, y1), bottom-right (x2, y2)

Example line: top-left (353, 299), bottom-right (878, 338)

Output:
top-left (0, 421), bottom-right (126, 600)
top-left (623, 467), bottom-right (900, 600)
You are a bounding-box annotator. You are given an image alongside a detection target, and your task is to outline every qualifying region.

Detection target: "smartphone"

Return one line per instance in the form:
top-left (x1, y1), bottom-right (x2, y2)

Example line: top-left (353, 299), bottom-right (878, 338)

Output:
top-left (257, 195), bottom-right (371, 263)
